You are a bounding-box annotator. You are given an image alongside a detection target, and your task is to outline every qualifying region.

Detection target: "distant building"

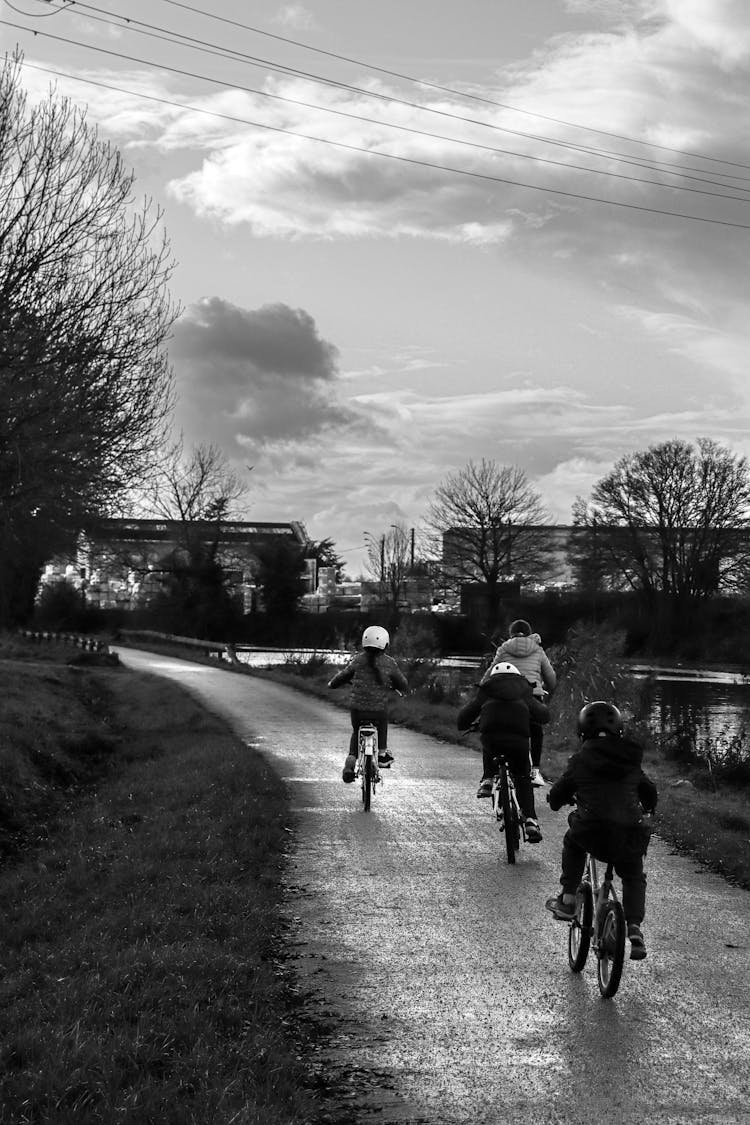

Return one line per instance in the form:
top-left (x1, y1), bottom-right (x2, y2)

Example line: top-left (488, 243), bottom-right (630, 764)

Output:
top-left (41, 517), bottom-right (311, 612)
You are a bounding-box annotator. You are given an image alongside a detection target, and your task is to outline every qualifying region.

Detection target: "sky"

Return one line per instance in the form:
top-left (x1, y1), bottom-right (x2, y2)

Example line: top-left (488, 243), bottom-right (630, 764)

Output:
top-left (3, 0), bottom-right (750, 576)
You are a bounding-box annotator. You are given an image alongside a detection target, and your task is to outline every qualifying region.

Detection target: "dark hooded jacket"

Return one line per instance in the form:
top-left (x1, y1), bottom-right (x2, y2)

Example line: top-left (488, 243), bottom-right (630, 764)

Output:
top-left (457, 671), bottom-right (549, 755)
top-left (548, 733), bottom-right (658, 857)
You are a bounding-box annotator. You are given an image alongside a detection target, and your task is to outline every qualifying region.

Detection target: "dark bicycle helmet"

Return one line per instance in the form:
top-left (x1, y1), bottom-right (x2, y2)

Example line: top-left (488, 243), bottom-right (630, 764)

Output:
top-left (509, 619), bottom-right (532, 637)
top-left (577, 701), bottom-right (623, 739)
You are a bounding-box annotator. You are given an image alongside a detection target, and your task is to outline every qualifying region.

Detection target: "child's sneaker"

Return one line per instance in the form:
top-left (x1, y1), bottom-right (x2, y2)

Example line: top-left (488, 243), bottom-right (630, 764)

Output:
top-left (530, 767), bottom-right (546, 787)
top-left (378, 751), bottom-right (394, 768)
top-left (342, 755), bottom-right (356, 783)
top-left (476, 777), bottom-right (493, 798)
top-left (545, 893), bottom-right (576, 920)
top-left (628, 923), bottom-right (647, 960)
top-left (525, 817), bottom-right (543, 843)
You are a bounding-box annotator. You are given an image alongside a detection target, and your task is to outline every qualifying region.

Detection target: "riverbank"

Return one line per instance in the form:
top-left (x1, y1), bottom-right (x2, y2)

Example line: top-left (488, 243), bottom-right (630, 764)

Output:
top-left (0, 637), bottom-right (346, 1124)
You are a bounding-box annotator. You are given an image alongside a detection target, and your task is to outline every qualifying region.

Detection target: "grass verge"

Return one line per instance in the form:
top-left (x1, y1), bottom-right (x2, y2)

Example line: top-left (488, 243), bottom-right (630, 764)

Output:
top-left (0, 637), bottom-right (342, 1125)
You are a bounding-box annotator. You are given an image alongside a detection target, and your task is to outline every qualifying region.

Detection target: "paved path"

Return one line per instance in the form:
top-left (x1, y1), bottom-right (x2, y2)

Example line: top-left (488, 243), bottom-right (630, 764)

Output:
top-left (116, 649), bottom-right (750, 1125)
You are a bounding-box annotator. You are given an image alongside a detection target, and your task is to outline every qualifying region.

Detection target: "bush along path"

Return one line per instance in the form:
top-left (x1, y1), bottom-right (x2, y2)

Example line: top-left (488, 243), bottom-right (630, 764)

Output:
top-left (0, 643), bottom-right (351, 1125)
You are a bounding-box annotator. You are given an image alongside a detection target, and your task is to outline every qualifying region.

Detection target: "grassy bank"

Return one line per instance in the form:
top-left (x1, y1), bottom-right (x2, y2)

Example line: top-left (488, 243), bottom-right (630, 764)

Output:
top-left (0, 637), bottom-right (341, 1125)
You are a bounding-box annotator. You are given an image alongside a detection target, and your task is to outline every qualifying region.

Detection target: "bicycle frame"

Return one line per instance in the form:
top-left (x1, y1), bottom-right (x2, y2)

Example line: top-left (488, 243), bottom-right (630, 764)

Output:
top-left (356, 723), bottom-right (380, 811)
top-left (491, 756), bottom-right (525, 864)
top-left (568, 852), bottom-right (627, 998)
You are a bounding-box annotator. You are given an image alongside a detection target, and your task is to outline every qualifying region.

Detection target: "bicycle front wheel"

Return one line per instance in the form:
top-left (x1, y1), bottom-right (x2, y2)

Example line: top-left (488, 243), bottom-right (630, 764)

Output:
top-left (596, 899), bottom-right (626, 998)
top-left (568, 881), bottom-right (593, 972)
top-left (362, 755), bottom-right (375, 811)
top-left (500, 765), bottom-right (519, 864)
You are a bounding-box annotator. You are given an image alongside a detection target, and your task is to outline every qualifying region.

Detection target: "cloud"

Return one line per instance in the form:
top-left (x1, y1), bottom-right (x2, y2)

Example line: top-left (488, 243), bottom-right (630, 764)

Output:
top-left (272, 5), bottom-right (317, 31)
top-left (169, 297), bottom-right (365, 450)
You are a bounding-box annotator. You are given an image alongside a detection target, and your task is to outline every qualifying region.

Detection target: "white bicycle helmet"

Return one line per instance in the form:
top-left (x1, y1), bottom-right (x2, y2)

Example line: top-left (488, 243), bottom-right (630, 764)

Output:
top-left (362, 625), bottom-right (389, 650)
top-left (490, 661), bottom-right (519, 676)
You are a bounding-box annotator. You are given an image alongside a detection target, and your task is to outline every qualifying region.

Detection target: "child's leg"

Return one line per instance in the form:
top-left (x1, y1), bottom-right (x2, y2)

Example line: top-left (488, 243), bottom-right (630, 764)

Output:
top-left (481, 743), bottom-right (496, 779)
top-left (506, 745), bottom-right (536, 820)
top-left (560, 829), bottom-right (587, 895)
top-left (615, 854), bottom-right (647, 925)
top-left (529, 721), bottom-right (544, 769)
top-left (348, 709), bottom-right (361, 756)
top-left (374, 712), bottom-right (388, 750)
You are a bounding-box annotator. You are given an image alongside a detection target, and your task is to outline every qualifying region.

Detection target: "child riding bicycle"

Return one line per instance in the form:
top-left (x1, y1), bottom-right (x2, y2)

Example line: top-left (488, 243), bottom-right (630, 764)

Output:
top-left (489, 619), bottom-right (556, 787)
top-left (457, 662), bottom-right (549, 843)
top-left (328, 625), bottom-right (408, 782)
top-left (544, 701), bottom-right (658, 960)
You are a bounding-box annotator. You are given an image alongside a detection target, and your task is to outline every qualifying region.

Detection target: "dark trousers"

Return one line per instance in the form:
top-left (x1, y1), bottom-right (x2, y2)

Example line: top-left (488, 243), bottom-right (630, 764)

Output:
top-left (530, 721), bottom-right (544, 768)
top-left (349, 708), bottom-right (388, 756)
top-left (481, 740), bottom-right (536, 821)
top-left (560, 828), bottom-right (647, 925)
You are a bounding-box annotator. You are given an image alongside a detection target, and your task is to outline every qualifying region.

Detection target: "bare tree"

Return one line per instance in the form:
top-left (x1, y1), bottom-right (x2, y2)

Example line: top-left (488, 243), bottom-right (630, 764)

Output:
top-left (426, 459), bottom-right (548, 623)
top-left (583, 437), bottom-right (750, 635)
top-left (147, 440), bottom-right (248, 528)
top-left (364, 522), bottom-right (413, 609)
top-left (0, 53), bottom-right (177, 623)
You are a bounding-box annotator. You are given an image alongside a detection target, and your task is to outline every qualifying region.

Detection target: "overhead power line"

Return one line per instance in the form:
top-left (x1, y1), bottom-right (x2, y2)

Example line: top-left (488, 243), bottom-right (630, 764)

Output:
top-left (20, 0), bottom-right (750, 184)
top-left (144, 0), bottom-right (750, 172)
top-left (17, 59), bottom-right (750, 232)
top-left (5, 15), bottom-right (750, 206)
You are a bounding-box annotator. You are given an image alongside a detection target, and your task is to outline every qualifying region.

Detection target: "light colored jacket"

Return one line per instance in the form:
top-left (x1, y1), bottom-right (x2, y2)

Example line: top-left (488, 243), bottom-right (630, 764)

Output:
top-left (489, 633), bottom-right (556, 696)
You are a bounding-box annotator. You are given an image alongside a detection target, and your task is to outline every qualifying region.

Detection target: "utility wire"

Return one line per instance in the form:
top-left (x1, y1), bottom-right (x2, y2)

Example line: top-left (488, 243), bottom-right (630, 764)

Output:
top-left (18, 60), bottom-right (750, 232)
top-left (4, 0), bottom-right (68, 14)
top-left (144, 0), bottom-right (750, 172)
top-left (28, 0), bottom-right (750, 185)
top-left (6, 14), bottom-right (750, 203)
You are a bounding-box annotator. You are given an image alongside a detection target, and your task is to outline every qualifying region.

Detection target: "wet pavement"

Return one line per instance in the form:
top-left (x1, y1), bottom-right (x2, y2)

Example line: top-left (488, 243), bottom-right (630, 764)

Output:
top-left (116, 649), bottom-right (750, 1125)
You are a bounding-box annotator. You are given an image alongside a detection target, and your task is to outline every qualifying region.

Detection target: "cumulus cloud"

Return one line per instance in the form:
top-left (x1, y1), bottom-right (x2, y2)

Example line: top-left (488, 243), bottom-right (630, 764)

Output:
top-left (169, 297), bottom-right (366, 452)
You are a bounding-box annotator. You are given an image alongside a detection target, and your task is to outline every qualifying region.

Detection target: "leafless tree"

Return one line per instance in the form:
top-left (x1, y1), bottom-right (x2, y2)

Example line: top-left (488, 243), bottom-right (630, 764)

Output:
top-left (426, 459), bottom-right (549, 623)
top-left (147, 440), bottom-right (248, 526)
top-left (364, 522), bottom-right (413, 609)
top-left (582, 437), bottom-right (750, 634)
top-left (0, 53), bottom-right (177, 623)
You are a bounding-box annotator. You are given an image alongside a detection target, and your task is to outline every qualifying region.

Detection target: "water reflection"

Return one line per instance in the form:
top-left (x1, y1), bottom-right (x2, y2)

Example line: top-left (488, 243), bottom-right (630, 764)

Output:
top-left (643, 672), bottom-right (750, 748)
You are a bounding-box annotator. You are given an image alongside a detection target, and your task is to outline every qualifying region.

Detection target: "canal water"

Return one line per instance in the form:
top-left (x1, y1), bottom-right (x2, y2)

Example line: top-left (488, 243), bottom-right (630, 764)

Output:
top-left (232, 648), bottom-right (750, 753)
top-left (631, 665), bottom-right (750, 751)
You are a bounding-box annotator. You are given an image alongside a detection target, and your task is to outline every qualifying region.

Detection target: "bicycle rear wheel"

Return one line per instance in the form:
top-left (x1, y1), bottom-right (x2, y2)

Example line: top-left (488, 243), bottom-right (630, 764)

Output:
top-left (596, 899), bottom-right (626, 998)
top-left (500, 764), bottom-right (519, 864)
top-left (362, 754), bottom-right (375, 811)
top-left (568, 881), bottom-right (593, 972)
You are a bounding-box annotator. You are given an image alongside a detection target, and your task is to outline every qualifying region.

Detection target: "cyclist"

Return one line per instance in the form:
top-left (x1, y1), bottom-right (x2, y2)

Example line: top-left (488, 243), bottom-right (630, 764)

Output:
top-left (457, 661), bottom-right (549, 843)
top-left (489, 619), bottom-right (556, 787)
top-left (328, 625), bottom-right (408, 783)
top-left (544, 701), bottom-right (658, 961)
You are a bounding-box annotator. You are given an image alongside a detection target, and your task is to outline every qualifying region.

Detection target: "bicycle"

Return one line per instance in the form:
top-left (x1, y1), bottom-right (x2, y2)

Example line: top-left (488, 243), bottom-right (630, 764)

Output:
top-left (566, 852), bottom-right (627, 998)
top-left (491, 754), bottom-right (529, 864)
top-left (460, 721), bottom-right (527, 864)
top-left (355, 722), bottom-right (380, 811)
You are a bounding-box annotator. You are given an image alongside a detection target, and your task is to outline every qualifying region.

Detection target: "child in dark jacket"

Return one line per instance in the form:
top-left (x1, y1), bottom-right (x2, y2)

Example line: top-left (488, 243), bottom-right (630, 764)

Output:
top-left (545, 700), bottom-right (658, 961)
top-left (457, 661), bottom-right (549, 843)
top-left (328, 625), bottom-right (408, 782)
